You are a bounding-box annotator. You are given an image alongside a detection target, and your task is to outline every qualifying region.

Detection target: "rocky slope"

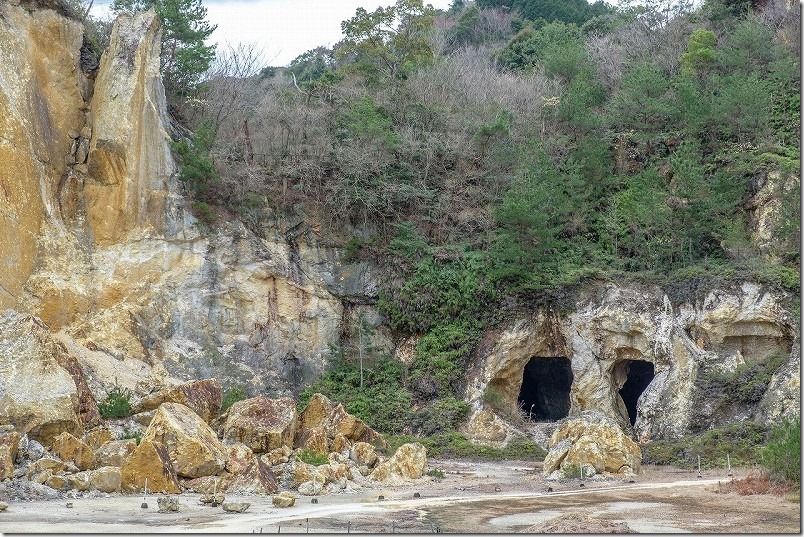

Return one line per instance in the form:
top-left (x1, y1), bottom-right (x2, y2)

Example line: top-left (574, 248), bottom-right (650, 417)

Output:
top-left (0, 0), bottom-right (798, 457)
top-left (461, 282), bottom-right (798, 446)
top-left (0, 1), bottom-right (391, 424)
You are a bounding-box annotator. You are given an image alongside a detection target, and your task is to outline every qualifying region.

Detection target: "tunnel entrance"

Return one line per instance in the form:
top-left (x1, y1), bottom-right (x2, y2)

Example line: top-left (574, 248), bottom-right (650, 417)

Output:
top-left (518, 357), bottom-right (573, 422)
top-left (618, 360), bottom-right (655, 426)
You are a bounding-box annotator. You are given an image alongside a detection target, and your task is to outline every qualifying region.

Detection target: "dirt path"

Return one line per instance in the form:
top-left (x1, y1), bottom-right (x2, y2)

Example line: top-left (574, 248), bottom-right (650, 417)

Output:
top-left (0, 462), bottom-right (798, 533)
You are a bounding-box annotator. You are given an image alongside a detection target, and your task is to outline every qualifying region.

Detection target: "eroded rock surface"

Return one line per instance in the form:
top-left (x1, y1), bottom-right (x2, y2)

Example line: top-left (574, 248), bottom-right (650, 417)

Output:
top-left (0, 312), bottom-right (81, 446)
top-left (222, 397), bottom-right (297, 453)
top-left (465, 283), bottom-right (797, 444)
top-left (141, 402), bottom-right (227, 479)
top-left (542, 411), bottom-right (641, 478)
top-left (120, 439), bottom-right (181, 493)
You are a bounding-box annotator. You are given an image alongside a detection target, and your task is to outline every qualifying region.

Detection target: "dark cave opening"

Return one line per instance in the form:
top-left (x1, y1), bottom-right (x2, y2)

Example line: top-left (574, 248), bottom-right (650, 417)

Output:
top-left (618, 360), bottom-right (655, 426)
top-left (518, 356), bottom-right (573, 422)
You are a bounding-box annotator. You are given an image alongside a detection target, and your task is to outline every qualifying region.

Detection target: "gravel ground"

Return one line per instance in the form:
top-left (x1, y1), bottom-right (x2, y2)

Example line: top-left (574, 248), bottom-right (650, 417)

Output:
top-left (0, 461), bottom-right (798, 533)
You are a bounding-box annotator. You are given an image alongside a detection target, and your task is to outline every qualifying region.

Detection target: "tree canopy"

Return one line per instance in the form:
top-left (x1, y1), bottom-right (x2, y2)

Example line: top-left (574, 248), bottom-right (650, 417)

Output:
top-left (111, 0), bottom-right (216, 95)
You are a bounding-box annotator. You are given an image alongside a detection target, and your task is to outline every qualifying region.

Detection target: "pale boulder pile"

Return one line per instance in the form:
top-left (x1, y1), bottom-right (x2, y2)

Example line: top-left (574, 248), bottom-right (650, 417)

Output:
top-left (0, 384), bottom-right (428, 502)
top-left (542, 411), bottom-right (642, 479)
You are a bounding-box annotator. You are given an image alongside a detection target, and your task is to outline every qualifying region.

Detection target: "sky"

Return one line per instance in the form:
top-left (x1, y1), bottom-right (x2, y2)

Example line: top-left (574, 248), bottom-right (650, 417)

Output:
top-left (90, 0), bottom-right (453, 66)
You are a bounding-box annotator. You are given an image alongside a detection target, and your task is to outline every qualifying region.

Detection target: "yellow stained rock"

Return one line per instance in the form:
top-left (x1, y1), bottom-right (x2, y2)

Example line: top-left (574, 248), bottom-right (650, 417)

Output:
top-left (370, 443), bottom-right (427, 485)
top-left (94, 439), bottom-right (136, 468)
top-left (82, 428), bottom-right (112, 452)
top-left (0, 432), bottom-right (20, 480)
top-left (222, 397), bottom-right (297, 453)
top-left (142, 402), bottom-right (227, 479)
top-left (136, 379), bottom-right (222, 424)
top-left (51, 432), bottom-right (95, 471)
top-left (224, 442), bottom-right (254, 475)
top-left (349, 442), bottom-right (378, 468)
top-left (120, 439), bottom-right (181, 494)
top-left (89, 466), bottom-right (122, 493)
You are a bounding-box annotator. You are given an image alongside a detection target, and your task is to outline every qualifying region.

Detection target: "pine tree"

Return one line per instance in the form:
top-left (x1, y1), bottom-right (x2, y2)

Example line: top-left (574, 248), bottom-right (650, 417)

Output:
top-left (111, 0), bottom-right (216, 96)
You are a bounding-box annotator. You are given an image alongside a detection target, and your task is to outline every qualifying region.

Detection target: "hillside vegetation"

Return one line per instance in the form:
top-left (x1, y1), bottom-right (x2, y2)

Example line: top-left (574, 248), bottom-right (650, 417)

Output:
top-left (77, 0), bottom-right (800, 439)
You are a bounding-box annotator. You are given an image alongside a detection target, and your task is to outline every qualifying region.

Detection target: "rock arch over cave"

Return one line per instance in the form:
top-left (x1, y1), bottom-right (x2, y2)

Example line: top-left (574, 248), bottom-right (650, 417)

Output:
top-left (617, 360), bottom-right (655, 426)
top-left (518, 356), bottom-right (573, 422)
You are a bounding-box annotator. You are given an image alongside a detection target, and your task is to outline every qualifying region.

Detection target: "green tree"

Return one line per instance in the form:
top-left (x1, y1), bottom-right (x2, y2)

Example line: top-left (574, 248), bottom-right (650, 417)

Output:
top-left (666, 140), bottom-right (743, 265)
top-left (111, 0), bottom-right (217, 95)
top-left (605, 170), bottom-right (671, 271)
top-left (680, 28), bottom-right (717, 76)
top-left (761, 418), bottom-right (801, 484)
top-left (607, 63), bottom-right (677, 139)
top-left (489, 151), bottom-right (586, 290)
top-left (337, 0), bottom-right (436, 85)
top-left (287, 46), bottom-right (335, 83)
top-left (498, 21), bottom-right (590, 82)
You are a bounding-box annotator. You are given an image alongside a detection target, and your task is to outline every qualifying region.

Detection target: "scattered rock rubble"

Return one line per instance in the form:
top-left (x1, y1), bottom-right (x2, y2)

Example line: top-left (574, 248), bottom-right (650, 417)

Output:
top-left (0, 388), bottom-right (431, 505)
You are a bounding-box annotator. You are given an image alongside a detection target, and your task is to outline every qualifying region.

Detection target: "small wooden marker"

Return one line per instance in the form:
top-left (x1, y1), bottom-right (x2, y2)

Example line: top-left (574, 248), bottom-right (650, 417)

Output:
top-left (727, 453), bottom-right (733, 477)
top-left (579, 465), bottom-right (585, 487)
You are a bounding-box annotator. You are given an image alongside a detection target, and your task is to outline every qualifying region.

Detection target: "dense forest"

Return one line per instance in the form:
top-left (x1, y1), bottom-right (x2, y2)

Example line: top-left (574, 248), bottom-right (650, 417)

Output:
top-left (80, 0), bottom-right (800, 438)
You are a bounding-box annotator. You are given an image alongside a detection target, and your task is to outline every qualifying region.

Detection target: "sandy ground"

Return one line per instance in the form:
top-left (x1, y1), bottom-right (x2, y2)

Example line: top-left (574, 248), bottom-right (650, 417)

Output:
top-left (0, 461), bottom-right (799, 533)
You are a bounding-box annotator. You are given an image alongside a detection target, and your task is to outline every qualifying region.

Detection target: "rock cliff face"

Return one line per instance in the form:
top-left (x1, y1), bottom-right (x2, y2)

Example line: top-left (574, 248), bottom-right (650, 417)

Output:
top-left (0, 2), bottom-right (389, 414)
top-left (463, 282), bottom-right (798, 445)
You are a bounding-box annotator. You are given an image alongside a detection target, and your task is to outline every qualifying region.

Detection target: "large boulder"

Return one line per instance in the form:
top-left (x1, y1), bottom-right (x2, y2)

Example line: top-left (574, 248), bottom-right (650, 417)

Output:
top-left (222, 397), bottom-right (297, 453)
top-left (542, 411), bottom-right (642, 477)
top-left (89, 466), bottom-right (122, 493)
top-left (0, 312), bottom-right (81, 446)
top-left (142, 402), bottom-right (227, 478)
top-left (294, 394), bottom-right (386, 453)
top-left (370, 443), bottom-right (427, 485)
top-left (26, 456), bottom-right (65, 478)
top-left (224, 455), bottom-right (278, 495)
top-left (223, 442), bottom-right (254, 475)
top-left (51, 432), bottom-right (95, 471)
top-left (0, 432), bottom-right (20, 480)
top-left (272, 492), bottom-right (296, 507)
top-left (120, 439), bottom-right (181, 493)
top-left (82, 428), bottom-right (112, 451)
top-left (349, 442), bottom-right (378, 468)
top-left (94, 439), bottom-right (137, 468)
top-left (136, 379), bottom-right (222, 423)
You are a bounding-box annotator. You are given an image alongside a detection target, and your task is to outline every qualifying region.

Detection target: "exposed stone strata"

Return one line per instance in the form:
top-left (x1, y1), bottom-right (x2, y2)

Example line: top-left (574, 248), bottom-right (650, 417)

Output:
top-left (85, 8), bottom-right (177, 245)
top-left (465, 283), bottom-right (797, 444)
top-left (0, 1), bottom-right (86, 310)
top-left (0, 312), bottom-right (81, 446)
top-left (2, 5), bottom-right (383, 403)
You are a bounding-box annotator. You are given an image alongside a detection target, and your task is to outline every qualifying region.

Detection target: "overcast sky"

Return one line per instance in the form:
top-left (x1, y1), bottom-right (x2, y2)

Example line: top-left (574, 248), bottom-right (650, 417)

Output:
top-left (91, 0), bottom-right (453, 66)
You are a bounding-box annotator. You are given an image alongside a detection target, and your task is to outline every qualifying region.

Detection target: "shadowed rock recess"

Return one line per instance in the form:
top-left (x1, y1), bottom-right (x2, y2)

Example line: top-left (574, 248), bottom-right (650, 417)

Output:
top-left (0, 0), bottom-right (799, 495)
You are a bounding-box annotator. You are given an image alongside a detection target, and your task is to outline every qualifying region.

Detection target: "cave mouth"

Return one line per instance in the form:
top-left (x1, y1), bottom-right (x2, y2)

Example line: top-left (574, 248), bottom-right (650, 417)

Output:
top-left (618, 360), bottom-right (655, 426)
top-left (518, 356), bottom-right (573, 422)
